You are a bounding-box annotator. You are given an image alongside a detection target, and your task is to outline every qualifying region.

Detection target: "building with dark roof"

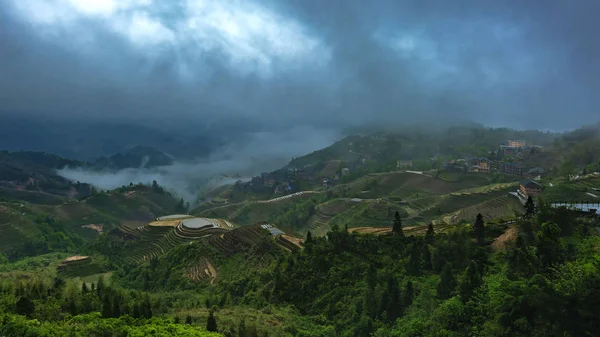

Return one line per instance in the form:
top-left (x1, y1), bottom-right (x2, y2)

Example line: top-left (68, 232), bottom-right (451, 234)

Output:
top-left (520, 178), bottom-right (543, 197)
top-left (502, 162), bottom-right (524, 175)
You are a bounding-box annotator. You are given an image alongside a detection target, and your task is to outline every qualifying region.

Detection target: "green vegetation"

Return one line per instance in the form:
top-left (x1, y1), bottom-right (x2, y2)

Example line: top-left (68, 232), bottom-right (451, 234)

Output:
top-left (2, 124), bottom-right (600, 336)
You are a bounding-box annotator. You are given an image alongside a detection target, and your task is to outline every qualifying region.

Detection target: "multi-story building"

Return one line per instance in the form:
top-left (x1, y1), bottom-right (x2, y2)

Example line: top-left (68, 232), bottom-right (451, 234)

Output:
top-left (520, 178), bottom-right (543, 197)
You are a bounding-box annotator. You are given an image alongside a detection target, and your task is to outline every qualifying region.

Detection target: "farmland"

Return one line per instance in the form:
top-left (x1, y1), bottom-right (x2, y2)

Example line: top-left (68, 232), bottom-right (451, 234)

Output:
top-left (194, 171), bottom-right (525, 235)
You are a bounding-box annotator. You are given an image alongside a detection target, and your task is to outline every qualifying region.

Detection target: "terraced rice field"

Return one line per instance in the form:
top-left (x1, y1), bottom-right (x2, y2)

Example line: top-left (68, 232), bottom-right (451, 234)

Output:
top-left (349, 223), bottom-right (457, 236)
top-left (148, 220), bottom-right (181, 227)
top-left (307, 199), bottom-right (357, 236)
top-left (186, 257), bottom-right (218, 284)
top-left (446, 195), bottom-right (522, 224)
top-left (120, 222), bottom-right (226, 263)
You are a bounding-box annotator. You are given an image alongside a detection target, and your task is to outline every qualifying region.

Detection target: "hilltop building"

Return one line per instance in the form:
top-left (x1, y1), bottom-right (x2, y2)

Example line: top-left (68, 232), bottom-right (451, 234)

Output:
top-left (499, 140), bottom-right (526, 156)
top-left (520, 178), bottom-right (543, 197)
top-left (501, 162), bottom-right (524, 175)
top-left (526, 167), bottom-right (545, 179)
top-left (507, 140), bottom-right (526, 148)
top-left (471, 157), bottom-right (491, 172)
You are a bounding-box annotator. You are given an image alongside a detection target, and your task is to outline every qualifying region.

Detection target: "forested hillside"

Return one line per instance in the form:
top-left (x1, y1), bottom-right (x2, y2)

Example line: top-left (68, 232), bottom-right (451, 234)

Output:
top-left (4, 198), bottom-right (598, 336)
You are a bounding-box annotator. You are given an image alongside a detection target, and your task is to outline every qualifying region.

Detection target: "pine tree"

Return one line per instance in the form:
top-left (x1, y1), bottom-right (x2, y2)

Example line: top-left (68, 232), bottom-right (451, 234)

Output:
top-left (81, 282), bottom-right (88, 293)
top-left (142, 294), bottom-right (153, 318)
top-left (206, 310), bottom-right (218, 332)
top-left (403, 281), bottom-right (414, 309)
top-left (536, 222), bottom-right (566, 271)
top-left (96, 276), bottom-right (104, 298)
top-left (112, 296), bottom-right (121, 318)
top-left (422, 245), bottom-right (433, 271)
top-left (459, 261), bottom-right (482, 302)
top-left (366, 264), bottom-right (377, 289)
top-left (431, 247), bottom-right (444, 273)
top-left (473, 213), bottom-right (485, 246)
top-left (305, 231), bottom-right (313, 244)
top-left (392, 211), bottom-right (404, 237)
top-left (425, 223), bottom-right (435, 243)
top-left (15, 296), bottom-right (35, 317)
top-left (133, 303), bottom-right (141, 318)
top-left (524, 196), bottom-right (535, 217)
top-left (385, 275), bottom-right (402, 322)
top-left (407, 243), bottom-right (422, 276)
top-left (238, 319), bottom-right (247, 337)
top-left (101, 295), bottom-right (112, 318)
top-left (436, 262), bottom-right (456, 299)
top-left (68, 297), bottom-right (78, 316)
top-left (248, 324), bottom-right (258, 337)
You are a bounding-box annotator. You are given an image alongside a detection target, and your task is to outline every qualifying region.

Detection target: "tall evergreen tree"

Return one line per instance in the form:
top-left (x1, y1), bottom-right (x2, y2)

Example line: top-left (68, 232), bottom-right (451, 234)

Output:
top-left (142, 294), bottom-right (153, 318)
top-left (247, 324), bottom-right (258, 337)
top-left (101, 295), bottom-right (112, 318)
top-left (536, 222), bottom-right (566, 271)
top-left (385, 276), bottom-right (402, 322)
top-left (238, 319), bottom-right (247, 337)
top-left (392, 211), bottom-right (404, 237)
top-left (403, 281), bottom-right (414, 309)
top-left (422, 245), bottom-right (433, 271)
top-left (15, 296), bottom-right (35, 317)
top-left (431, 247), bottom-right (444, 273)
top-left (132, 303), bottom-right (141, 319)
top-left (437, 262), bottom-right (456, 299)
top-left (81, 282), bottom-right (88, 293)
top-left (473, 213), bottom-right (485, 246)
top-left (425, 223), bottom-right (435, 243)
top-left (206, 310), bottom-right (218, 332)
top-left (68, 297), bottom-right (78, 316)
top-left (112, 296), bottom-right (121, 318)
top-left (96, 276), bottom-right (104, 298)
top-left (459, 261), bottom-right (482, 302)
top-left (524, 196), bottom-right (535, 217)
top-left (305, 231), bottom-right (313, 244)
top-left (407, 243), bottom-right (422, 276)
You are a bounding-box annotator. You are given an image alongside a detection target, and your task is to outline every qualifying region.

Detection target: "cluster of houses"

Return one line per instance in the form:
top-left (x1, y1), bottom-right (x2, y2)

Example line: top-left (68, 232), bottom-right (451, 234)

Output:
top-left (441, 140), bottom-right (546, 179)
top-left (243, 163), bottom-right (356, 195)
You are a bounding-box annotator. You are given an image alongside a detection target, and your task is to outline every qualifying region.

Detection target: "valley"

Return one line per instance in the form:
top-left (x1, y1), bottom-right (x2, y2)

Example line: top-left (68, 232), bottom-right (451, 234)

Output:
top-left (1, 124), bottom-right (600, 336)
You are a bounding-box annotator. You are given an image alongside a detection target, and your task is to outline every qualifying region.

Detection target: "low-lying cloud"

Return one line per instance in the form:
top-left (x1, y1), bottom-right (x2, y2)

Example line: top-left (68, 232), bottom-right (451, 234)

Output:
top-left (57, 126), bottom-right (340, 202)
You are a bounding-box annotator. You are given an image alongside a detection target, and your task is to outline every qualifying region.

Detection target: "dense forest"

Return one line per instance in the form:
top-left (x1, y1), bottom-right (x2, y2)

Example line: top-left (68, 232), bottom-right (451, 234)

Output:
top-left (2, 199), bottom-right (598, 336)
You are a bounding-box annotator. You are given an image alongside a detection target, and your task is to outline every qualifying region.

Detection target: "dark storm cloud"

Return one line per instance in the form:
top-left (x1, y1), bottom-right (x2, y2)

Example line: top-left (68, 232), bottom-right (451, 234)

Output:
top-left (1, 0), bottom-right (599, 132)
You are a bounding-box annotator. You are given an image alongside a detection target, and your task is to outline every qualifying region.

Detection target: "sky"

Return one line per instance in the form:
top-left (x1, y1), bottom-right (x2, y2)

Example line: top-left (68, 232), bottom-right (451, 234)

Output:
top-left (1, 0), bottom-right (599, 133)
top-left (2, 0), bottom-right (599, 201)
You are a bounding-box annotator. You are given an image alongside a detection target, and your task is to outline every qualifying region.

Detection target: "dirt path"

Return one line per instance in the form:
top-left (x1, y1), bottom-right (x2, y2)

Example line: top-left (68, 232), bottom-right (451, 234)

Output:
top-left (282, 234), bottom-right (304, 248)
top-left (492, 226), bottom-right (518, 251)
top-left (204, 261), bottom-right (217, 285)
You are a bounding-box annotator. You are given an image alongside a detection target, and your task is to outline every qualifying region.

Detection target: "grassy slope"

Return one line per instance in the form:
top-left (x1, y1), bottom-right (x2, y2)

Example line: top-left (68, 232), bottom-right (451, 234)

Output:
top-left (195, 171), bottom-right (524, 236)
top-left (0, 188), bottom-right (182, 256)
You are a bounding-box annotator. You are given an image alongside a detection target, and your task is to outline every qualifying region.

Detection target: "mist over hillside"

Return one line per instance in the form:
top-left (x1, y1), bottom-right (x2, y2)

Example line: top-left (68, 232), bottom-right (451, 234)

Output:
top-left (57, 126), bottom-right (340, 202)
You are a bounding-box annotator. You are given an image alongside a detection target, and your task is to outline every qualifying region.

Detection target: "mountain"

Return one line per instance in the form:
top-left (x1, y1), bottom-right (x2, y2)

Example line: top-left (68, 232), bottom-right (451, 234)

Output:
top-left (0, 115), bottom-right (221, 161)
top-left (92, 145), bottom-right (174, 170)
top-left (1, 123), bottom-right (600, 337)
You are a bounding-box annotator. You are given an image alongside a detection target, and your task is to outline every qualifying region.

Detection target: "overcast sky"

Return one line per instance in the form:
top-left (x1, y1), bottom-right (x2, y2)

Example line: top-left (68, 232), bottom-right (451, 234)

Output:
top-left (1, 0), bottom-right (599, 133)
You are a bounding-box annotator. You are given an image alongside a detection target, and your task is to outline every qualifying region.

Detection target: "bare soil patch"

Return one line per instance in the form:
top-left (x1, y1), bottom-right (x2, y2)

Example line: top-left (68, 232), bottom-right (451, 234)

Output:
top-left (148, 220), bottom-right (181, 227)
top-left (282, 234), bottom-right (304, 248)
top-left (492, 226), bottom-right (518, 251)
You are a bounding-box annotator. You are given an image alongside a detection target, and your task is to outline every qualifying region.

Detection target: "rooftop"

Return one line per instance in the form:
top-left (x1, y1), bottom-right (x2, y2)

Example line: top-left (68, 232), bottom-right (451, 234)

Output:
top-left (520, 178), bottom-right (543, 189)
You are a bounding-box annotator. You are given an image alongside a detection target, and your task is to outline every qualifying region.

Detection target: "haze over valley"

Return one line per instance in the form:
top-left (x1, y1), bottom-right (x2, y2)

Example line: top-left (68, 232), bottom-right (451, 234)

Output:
top-left (1, 1), bottom-right (600, 336)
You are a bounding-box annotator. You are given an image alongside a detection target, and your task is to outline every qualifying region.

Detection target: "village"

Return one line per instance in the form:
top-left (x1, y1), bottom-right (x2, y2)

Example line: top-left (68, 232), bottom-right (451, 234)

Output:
top-left (229, 138), bottom-right (600, 217)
